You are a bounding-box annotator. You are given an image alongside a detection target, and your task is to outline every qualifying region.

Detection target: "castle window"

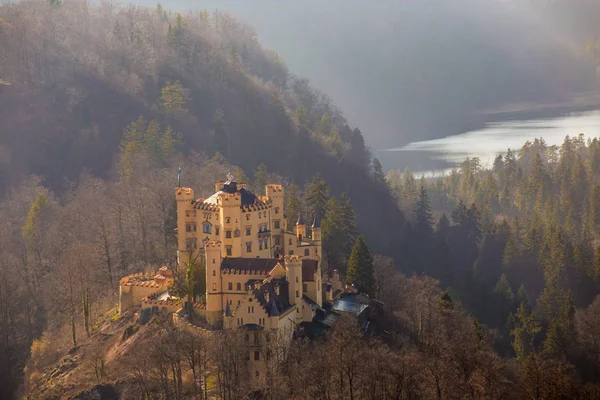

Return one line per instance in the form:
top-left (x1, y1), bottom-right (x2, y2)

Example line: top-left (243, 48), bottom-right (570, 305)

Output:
top-left (246, 242), bottom-right (252, 253)
top-left (274, 207), bottom-right (279, 214)
top-left (246, 227), bottom-right (251, 236)
top-left (186, 224), bottom-right (191, 232)
top-left (186, 211), bottom-right (190, 217)
top-left (226, 230), bottom-right (232, 239)
top-left (228, 282), bottom-right (232, 290)
top-left (304, 249), bottom-right (310, 256)
top-left (296, 277), bottom-right (299, 283)
top-left (303, 283), bottom-right (308, 292)
top-left (248, 306), bottom-right (251, 313)
top-left (259, 240), bottom-right (263, 250)
top-left (226, 246), bottom-right (232, 256)
top-left (213, 259), bottom-right (215, 264)
top-left (237, 283), bottom-right (241, 290)
top-left (246, 214), bottom-right (250, 221)
top-left (213, 270), bottom-right (216, 276)
top-left (225, 217), bottom-right (231, 224)
top-left (289, 239), bottom-right (292, 245)
top-left (252, 306), bottom-right (254, 313)
top-left (203, 223), bottom-right (211, 234)
top-left (254, 333), bottom-right (258, 343)
top-left (254, 351), bottom-right (260, 361)
top-left (212, 283), bottom-right (217, 291)
top-left (274, 220), bottom-right (280, 229)
top-left (215, 226), bottom-right (220, 236)
top-left (296, 290), bottom-right (299, 298)
top-left (234, 229), bottom-right (240, 238)
top-left (274, 236), bottom-right (280, 246)
top-left (249, 298), bottom-right (253, 302)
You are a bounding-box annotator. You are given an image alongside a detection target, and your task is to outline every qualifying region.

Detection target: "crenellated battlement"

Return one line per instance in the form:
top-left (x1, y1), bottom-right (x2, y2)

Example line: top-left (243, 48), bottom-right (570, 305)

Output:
top-left (175, 187), bottom-right (194, 201)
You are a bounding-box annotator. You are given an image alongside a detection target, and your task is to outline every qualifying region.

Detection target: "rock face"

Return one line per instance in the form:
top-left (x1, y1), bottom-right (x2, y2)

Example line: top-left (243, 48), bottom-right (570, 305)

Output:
top-left (71, 384), bottom-right (119, 400)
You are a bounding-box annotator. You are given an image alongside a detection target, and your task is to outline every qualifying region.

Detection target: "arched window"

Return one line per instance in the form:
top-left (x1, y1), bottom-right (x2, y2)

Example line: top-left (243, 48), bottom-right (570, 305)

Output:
top-left (225, 217), bottom-right (231, 224)
top-left (304, 249), bottom-right (310, 256)
top-left (203, 223), bottom-right (212, 234)
top-left (246, 214), bottom-right (251, 220)
top-left (274, 207), bottom-right (279, 214)
top-left (215, 226), bottom-right (220, 236)
top-left (213, 270), bottom-right (216, 276)
top-left (212, 283), bottom-right (217, 291)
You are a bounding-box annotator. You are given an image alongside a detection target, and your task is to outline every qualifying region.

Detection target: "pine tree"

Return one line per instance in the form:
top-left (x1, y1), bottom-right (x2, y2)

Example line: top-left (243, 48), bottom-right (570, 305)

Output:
top-left (305, 173), bottom-right (329, 222)
top-left (346, 237), bottom-right (375, 296)
top-left (510, 302), bottom-right (541, 362)
top-left (414, 185), bottom-right (434, 235)
top-left (253, 163), bottom-right (268, 192)
top-left (286, 182), bottom-right (302, 229)
top-left (339, 193), bottom-right (359, 255)
top-left (322, 197), bottom-right (346, 270)
top-left (372, 158), bottom-right (385, 184)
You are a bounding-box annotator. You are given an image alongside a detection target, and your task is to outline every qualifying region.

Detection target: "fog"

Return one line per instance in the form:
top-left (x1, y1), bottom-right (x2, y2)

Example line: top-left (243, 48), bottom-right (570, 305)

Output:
top-left (136, 0), bottom-right (600, 168)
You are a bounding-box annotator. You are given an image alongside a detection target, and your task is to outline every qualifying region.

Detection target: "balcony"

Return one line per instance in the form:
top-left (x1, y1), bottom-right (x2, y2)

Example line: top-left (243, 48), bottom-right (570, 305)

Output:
top-left (257, 230), bottom-right (271, 239)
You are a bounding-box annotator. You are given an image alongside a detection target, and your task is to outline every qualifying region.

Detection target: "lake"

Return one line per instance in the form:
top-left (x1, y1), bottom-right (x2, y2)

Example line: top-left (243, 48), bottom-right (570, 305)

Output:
top-left (381, 110), bottom-right (600, 177)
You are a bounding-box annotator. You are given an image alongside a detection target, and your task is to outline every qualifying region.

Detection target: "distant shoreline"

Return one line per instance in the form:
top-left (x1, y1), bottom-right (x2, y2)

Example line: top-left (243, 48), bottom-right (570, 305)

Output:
top-left (476, 91), bottom-right (600, 121)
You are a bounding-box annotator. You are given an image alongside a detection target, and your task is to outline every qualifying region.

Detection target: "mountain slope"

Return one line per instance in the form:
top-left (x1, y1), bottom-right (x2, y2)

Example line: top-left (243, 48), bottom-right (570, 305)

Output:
top-left (0, 0), bottom-right (406, 257)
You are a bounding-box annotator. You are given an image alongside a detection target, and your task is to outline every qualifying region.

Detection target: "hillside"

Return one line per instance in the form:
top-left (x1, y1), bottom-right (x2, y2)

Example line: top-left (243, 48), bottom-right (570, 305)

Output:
top-left (0, 0), bottom-right (405, 256)
top-left (0, 1), bottom-right (407, 397)
top-left (137, 0), bottom-right (600, 153)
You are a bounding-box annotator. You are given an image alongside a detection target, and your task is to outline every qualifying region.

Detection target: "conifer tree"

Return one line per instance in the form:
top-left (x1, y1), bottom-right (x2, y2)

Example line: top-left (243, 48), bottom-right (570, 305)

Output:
top-left (285, 182), bottom-right (302, 229)
top-left (253, 163), bottom-right (268, 192)
top-left (322, 197), bottom-right (346, 270)
top-left (346, 237), bottom-right (375, 296)
top-left (510, 302), bottom-right (541, 362)
top-left (414, 185), bottom-right (434, 235)
top-left (305, 173), bottom-right (329, 222)
top-left (339, 193), bottom-right (359, 254)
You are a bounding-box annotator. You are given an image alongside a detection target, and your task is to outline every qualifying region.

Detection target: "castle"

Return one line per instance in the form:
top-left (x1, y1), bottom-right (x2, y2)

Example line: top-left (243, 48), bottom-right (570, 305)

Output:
top-left (120, 175), bottom-right (344, 343)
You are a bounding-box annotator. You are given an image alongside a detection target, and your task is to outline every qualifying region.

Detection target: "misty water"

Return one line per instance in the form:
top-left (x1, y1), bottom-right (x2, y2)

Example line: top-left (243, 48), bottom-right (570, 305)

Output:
top-left (384, 110), bottom-right (600, 177)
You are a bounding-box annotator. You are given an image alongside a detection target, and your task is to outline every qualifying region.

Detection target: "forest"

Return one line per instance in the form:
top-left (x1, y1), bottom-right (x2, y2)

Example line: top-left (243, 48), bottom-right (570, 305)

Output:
top-left (2, 0), bottom-right (600, 399)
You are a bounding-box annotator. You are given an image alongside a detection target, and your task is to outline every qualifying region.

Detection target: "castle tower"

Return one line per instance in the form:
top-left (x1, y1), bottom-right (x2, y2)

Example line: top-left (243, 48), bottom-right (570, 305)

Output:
top-left (311, 215), bottom-right (322, 242)
top-left (175, 187), bottom-right (195, 268)
top-left (285, 255), bottom-right (303, 310)
top-left (296, 213), bottom-right (306, 241)
top-left (205, 240), bottom-right (224, 325)
top-left (218, 190), bottom-right (242, 258)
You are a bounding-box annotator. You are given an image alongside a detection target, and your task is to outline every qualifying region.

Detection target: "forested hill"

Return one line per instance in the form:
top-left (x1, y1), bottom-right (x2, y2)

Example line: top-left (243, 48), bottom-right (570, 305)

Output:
top-left (0, 0), bottom-right (404, 255)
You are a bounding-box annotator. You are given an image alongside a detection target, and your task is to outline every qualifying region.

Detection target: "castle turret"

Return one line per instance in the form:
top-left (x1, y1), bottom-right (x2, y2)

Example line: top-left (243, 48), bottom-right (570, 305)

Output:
top-left (285, 255), bottom-right (303, 310)
top-left (205, 240), bottom-right (224, 326)
top-left (296, 213), bottom-right (306, 241)
top-left (311, 215), bottom-right (322, 242)
top-left (175, 187), bottom-right (195, 268)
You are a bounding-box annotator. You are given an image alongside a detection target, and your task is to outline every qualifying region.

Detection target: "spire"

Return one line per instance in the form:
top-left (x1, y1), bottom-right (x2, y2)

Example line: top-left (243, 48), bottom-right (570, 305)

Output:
top-left (296, 213), bottom-right (305, 226)
top-left (312, 214), bottom-right (321, 229)
top-left (269, 298), bottom-right (280, 317)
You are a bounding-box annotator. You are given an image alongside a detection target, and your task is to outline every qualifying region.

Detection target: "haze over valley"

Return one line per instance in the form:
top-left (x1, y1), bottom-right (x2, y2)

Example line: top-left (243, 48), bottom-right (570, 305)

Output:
top-left (137, 0), bottom-right (600, 171)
